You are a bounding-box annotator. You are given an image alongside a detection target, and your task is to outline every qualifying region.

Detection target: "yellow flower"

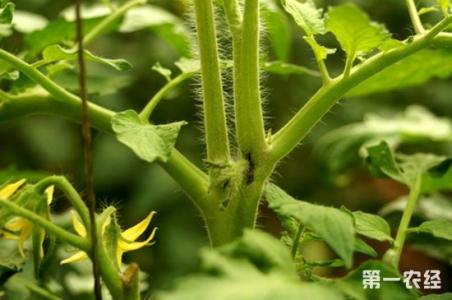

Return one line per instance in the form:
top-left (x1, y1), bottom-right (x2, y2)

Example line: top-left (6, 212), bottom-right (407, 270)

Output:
top-left (61, 211), bottom-right (158, 267)
top-left (1, 179), bottom-right (54, 257)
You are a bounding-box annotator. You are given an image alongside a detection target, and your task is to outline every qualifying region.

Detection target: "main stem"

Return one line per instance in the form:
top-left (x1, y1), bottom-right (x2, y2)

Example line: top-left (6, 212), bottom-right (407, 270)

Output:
top-left (193, 0), bottom-right (231, 163)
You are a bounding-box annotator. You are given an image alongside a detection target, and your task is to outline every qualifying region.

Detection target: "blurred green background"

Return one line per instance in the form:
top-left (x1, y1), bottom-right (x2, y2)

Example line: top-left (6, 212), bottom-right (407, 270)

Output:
top-left (1, 0), bottom-right (452, 296)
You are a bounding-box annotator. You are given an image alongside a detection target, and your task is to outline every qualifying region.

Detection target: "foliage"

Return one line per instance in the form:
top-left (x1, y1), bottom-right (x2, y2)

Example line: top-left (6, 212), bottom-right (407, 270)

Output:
top-left (0, 0), bottom-right (452, 298)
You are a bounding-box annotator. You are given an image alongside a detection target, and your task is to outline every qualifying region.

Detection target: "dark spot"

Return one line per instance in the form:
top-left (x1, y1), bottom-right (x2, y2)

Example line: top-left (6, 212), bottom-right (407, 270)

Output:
top-left (245, 152), bottom-right (255, 185)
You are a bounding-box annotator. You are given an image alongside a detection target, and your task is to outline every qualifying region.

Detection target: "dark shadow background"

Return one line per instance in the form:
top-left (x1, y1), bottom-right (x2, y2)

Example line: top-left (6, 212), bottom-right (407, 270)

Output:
top-left (1, 0), bottom-right (451, 296)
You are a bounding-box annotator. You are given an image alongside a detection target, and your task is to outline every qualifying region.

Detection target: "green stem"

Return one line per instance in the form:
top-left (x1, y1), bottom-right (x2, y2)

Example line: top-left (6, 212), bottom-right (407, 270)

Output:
top-left (34, 176), bottom-right (91, 230)
top-left (0, 198), bottom-right (89, 251)
top-left (405, 0), bottom-right (425, 34)
top-left (193, 0), bottom-right (231, 163)
top-left (234, 0), bottom-right (266, 158)
top-left (223, 0), bottom-right (242, 37)
top-left (291, 224), bottom-right (304, 259)
top-left (83, 0), bottom-right (146, 46)
top-left (384, 175), bottom-right (422, 268)
top-left (0, 51), bottom-right (210, 223)
top-left (139, 72), bottom-right (194, 121)
top-left (269, 15), bottom-right (452, 164)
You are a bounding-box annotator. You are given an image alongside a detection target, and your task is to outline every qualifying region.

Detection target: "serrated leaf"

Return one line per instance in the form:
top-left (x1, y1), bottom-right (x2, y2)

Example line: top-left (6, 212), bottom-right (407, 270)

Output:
top-left (152, 62), bottom-right (172, 81)
top-left (261, 0), bottom-right (291, 61)
top-left (325, 4), bottom-right (389, 60)
top-left (282, 0), bottom-right (325, 35)
top-left (112, 110), bottom-right (185, 163)
top-left (411, 219), bottom-right (452, 241)
top-left (42, 44), bottom-right (132, 71)
top-left (264, 184), bottom-right (355, 267)
top-left (157, 230), bottom-right (343, 300)
top-left (353, 211), bottom-right (393, 242)
top-left (348, 49), bottom-right (452, 97)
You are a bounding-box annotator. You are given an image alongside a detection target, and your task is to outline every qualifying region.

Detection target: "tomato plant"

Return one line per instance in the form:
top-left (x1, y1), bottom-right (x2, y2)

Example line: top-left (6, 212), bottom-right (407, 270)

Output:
top-left (0, 0), bottom-right (452, 299)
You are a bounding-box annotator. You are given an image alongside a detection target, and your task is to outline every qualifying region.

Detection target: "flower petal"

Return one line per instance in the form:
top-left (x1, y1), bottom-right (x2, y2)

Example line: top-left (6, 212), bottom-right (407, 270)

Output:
top-left (1, 230), bottom-right (18, 240)
top-left (119, 227), bottom-right (158, 252)
top-left (45, 185), bottom-right (54, 205)
top-left (4, 217), bottom-right (25, 231)
top-left (71, 211), bottom-right (86, 237)
top-left (0, 179), bottom-right (26, 199)
top-left (121, 211), bottom-right (156, 242)
top-left (60, 251), bottom-right (88, 264)
top-left (17, 222), bottom-right (33, 257)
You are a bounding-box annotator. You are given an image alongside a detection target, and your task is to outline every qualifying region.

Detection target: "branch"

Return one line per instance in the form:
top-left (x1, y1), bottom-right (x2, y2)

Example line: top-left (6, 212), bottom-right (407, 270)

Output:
top-left (139, 71), bottom-right (194, 121)
top-left (193, 0), bottom-right (231, 163)
top-left (268, 15), bottom-right (452, 164)
top-left (0, 52), bottom-right (210, 217)
top-left (405, 0), bottom-right (425, 34)
top-left (223, 0), bottom-right (242, 37)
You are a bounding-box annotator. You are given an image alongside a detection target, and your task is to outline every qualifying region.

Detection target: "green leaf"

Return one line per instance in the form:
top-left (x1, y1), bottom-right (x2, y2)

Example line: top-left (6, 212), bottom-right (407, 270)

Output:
top-left (353, 211), bottom-right (393, 242)
top-left (264, 184), bottom-right (355, 267)
top-left (152, 62), bottom-right (172, 81)
top-left (303, 35), bottom-right (336, 61)
top-left (219, 230), bottom-right (297, 275)
top-left (174, 57), bottom-right (199, 74)
top-left (438, 0), bottom-right (451, 16)
top-left (365, 141), bottom-right (452, 193)
top-left (12, 10), bottom-right (48, 33)
top-left (111, 110), bottom-right (186, 163)
top-left (261, 0), bottom-right (291, 61)
top-left (325, 4), bottom-right (389, 60)
top-left (157, 230), bottom-right (343, 300)
top-left (317, 106), bottom-right (452, 173)
top-left (348, 49), bottom-right (452, 97)
top-left (282, 0), bottom-right (325, 35)
top-left (354, 238), bottom-right (377, 257)
top-left (42, 44), bottom-right (132, 71)
top-left (332, 261), bottom-right (416, 300)
top-left (411, 219), bottom-right (452, 241)
top-left (119, 5), bottom-right (191, 56)
top-left (0, 1), bottom-right (14, 24)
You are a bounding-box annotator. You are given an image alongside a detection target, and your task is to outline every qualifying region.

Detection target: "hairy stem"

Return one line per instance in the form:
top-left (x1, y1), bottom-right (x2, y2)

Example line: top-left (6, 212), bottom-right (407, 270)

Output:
top-left (269, 15), bottom-right (452, 164)
top-left (193, 0), bottom-right (231, 163)
top-left (0, 198), bottom-right (88, 251)
top-left (234, 0), bottom-right (266, 158)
